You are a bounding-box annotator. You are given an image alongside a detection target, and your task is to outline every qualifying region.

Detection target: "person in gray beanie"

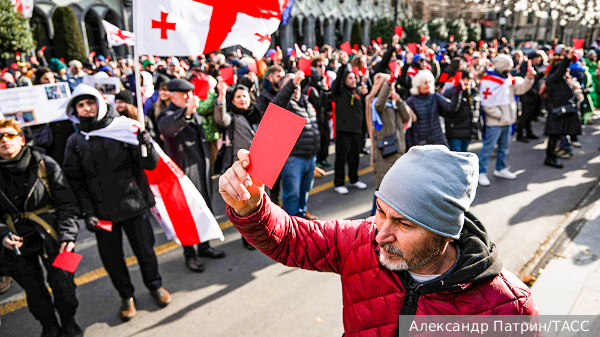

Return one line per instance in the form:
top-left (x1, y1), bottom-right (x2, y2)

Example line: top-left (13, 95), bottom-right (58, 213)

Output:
top-left (219, 145), bottom-right (538, 336)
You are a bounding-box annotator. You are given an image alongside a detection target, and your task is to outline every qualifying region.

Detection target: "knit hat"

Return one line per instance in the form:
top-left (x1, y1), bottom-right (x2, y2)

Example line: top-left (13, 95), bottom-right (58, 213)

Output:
top-left (49, 58), bottom-right (67, 73)
top-left (96, 55), bottom-right (106, 62)
top-left (169, 57), bottom-right (179, 66)
top-left (554, 44), bottom-right (566, 55)
top-left (375, 145), bottom-right (479, 239)
top-left (115, 90), bottom-right (133, 105)
top-left (492, 54), bottom-right (513, 73)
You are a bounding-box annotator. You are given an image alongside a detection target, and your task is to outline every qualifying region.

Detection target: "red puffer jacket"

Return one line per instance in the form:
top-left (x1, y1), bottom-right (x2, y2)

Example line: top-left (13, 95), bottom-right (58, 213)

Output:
top-left (227, 195), bottom-right (538, 337)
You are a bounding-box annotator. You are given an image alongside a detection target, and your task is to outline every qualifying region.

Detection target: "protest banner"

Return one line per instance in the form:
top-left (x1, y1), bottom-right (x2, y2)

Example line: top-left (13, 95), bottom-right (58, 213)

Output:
top-left (83, 76), bottom-right (122, 104)
top-left (0, 83), bottom-right (71, 125)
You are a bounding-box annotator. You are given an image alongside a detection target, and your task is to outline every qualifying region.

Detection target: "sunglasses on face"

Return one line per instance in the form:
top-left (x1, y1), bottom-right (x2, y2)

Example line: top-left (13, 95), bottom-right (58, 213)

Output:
top-left (0, 133), bottom-right (21, 140)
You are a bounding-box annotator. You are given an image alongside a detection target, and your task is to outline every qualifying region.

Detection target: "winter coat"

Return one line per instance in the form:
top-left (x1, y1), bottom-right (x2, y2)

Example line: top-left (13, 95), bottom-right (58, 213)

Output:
top-left (406, 92), bottom-right (458, 146)
top-left (63, 106), bottom-right (158, 223)
top-left (272, 80), bottom-right (320, 158)
top-left (372, 82), bottom-right (412, 188)
top-left (0, 147), bottom-right (79, 256)
top-left (482, 76), bottom-right (533, 127)
top-left (332, 64), bottom-right (365, 134)
top-left (257, 78), bottom-right (278, 114)
top-left (518, 62), bottom-right (542, 103)
top-left (443, 85), bottom-right (482, 140)
top-left (157, 102), bottom-right (213, 209)
top-left (544, 57), bottom-right (583, 136)
top-left (213, 100), bottom-right (260, 156)
top-left (227, 195), bottom-right (538, 337)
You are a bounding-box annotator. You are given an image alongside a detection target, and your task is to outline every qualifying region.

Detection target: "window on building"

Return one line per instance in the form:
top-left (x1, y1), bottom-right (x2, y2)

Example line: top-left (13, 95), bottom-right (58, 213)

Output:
top-left (527, 12), bottom-right (534, 24)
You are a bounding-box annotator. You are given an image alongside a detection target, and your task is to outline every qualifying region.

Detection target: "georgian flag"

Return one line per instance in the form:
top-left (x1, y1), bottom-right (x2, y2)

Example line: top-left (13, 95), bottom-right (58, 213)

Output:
top-left (102, 20), bottom-right (135, 47)
top-left (80, 116), bottom-right (224, 246)
top-left (407, 66), bottom-right (420, 79)
top-left (11, 0), bottom-right (33, 18)
top-left (479, 73), bottom-right (523, 107)
top-left (134, 0), bottom-right (287, 57)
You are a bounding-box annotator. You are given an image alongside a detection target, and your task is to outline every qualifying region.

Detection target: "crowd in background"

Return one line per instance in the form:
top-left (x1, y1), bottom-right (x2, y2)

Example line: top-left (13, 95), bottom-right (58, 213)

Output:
top-left (0, 32), bottom-right (599, 336)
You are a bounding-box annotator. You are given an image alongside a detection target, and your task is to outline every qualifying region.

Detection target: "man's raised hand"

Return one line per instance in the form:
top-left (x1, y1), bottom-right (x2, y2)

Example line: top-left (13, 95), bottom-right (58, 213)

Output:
top-left (219, 149), bottom-right (264, 216)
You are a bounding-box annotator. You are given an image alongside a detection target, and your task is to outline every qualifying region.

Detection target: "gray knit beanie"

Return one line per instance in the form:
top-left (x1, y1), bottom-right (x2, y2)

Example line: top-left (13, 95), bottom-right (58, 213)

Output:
top-left (492, 54), bottom-right (513, 73)
top-left (374, 145), bottom-right (479, 239)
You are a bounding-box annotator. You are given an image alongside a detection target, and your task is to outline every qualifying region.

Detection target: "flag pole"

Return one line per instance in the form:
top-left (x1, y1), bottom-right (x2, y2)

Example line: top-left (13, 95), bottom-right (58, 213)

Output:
top-left (132, 0), bottom-right (147, 157)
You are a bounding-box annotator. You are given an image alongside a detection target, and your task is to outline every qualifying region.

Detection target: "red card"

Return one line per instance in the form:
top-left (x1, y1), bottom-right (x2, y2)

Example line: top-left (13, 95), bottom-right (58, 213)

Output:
top-left (0, 83), bottom-right (7, 90)
top-left (30, 56), bottom-right (38, 64)
top-left (96, 220), bottom-right (113, 232)
top-left (15, 51), bottom-right (20, 58)
top-left (247, 61), bottom-right (258, 74)
top-left (219, 67), bottom-right (235, 85)
top-left (60, 58), bottom-right (65, 63)
top-left (10, 63), bottom-right (18, 70)
top-left (450, 35), bottom-right (455, 42)
top-left (573, 39), bottom-right (585, 49)
top-left (341, 42), bottom-right (352, 54)
top-left (52, 251), bottom-right (83, 273)
top-left (195, 78), bottom-right (209, 99)
top-left (298, 58), bottom-right (311, 75)
top-left (453, 72), bottom-right (462, 85)
top-left (527, 59), bottom-right (532, 72)
top-left (421, 35), bottom-right (427, 45)
top-left (237, 49), bottom-right (242, 58)
top-left (408, 43), bottom-right (418, 55)
top-left (40, 46), bottom-right (46, 53)
top-left (352, 66), bottom-right (360, 77)
top-left (389, 62), bottom-right (400, 77)
top-left (377, 37), bottom-right (382, 44)
top-left (314, 46), bottom-right (319, 52)
top-left (439, 72), bottom-right (450, 83)
top-left (353, 44), bottom-right (358, 51)
top-left (395, 26), bottom-right (403, 37)
top-left (248, 103), bottom-right (307, 189)
top-left (210, 53), bottom-right (217, 60)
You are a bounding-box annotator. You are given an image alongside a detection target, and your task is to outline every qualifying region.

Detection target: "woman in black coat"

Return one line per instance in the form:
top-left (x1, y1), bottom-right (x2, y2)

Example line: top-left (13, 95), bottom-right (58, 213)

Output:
top-left (0, 119), bottom-right (81, 337)
top-left (62, 84), bottom-right (171, 322)
top-left (544, 49), bottom-right (582, 168)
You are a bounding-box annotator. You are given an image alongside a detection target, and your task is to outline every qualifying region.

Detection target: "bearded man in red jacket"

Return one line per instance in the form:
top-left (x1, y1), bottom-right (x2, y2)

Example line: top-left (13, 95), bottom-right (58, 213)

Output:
top-left (219, 145), bottom-right (538, 337)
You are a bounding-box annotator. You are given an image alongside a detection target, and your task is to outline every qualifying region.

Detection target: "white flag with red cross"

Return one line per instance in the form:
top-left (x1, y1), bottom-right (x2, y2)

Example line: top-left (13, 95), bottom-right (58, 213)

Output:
top-left (102, 20), bottom-right (135, 47)
top-left (134, 0), bottom-right (287, 57)
top-left (10, 0), bottom-right (33, 18)
top-left (479, 73), bottom-right (523, 107)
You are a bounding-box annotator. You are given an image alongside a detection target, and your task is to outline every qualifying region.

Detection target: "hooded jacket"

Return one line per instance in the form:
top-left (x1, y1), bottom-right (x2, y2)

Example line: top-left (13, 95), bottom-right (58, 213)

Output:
top-left (332, 64), bottom-right (365, 134)
top-left (62, 84), bottom-right (158, 222)
top-left (0, 147), bottom-right (79, 255)
top-left (227, 194), bottom-right (538, 337)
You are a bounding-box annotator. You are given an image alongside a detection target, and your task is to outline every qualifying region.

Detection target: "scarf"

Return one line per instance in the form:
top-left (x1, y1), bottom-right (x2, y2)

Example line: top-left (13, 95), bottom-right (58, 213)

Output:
top-left (370, 97), bottom-right (393, 131)
top-left (0, 146), bottom-right (32, 173)
top-left (230, 103), bottom-right (261, 126)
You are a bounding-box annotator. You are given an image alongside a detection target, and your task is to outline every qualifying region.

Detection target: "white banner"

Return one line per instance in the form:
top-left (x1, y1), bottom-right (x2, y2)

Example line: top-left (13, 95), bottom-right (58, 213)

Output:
top-left (82, 76), bottom-right (122, 105)
top-left (0, 83), bottom-right (71, 125)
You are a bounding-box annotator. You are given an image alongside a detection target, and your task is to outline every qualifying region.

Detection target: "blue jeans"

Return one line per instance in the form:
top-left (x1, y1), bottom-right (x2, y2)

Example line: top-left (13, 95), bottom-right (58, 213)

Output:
top-left (281, 156), bottom-right (317, 217)
top-left (447, 138), bottom-right (471, 152)
top-left (479, 125), bottom-right (511, 174)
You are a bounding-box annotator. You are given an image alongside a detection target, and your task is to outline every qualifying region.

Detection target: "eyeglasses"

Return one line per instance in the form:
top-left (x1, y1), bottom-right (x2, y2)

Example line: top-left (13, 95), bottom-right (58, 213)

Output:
top-left (0, 133), bottom-right (20, 140)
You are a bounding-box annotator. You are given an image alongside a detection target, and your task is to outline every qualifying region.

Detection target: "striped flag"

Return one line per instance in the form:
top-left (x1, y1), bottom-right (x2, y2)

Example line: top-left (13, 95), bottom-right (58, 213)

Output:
top-left (80, 116), bottom-right (224, 245)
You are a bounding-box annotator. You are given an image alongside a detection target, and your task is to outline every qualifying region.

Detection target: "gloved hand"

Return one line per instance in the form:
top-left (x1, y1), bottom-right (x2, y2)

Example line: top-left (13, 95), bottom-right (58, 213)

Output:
top-left (85, 214), bottom-right (101, 233)
top-left (137, 130), bottom-right (152, 146)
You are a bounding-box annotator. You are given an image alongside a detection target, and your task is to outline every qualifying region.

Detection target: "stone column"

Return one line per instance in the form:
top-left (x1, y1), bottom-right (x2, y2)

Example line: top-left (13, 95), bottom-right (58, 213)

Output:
top-left (280, 21), bottom-right (294, 52)
top-left (362, 19), bottom-right (371, 46)
top-left (344, 19), bottom-right (352, 43)
top-left (324, 18), bottom-right (335, 46)
top-left (304, 16), bottom-right (316, 49)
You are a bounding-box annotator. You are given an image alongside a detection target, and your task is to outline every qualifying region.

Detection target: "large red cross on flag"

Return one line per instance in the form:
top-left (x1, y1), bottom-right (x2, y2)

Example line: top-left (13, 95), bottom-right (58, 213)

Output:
top-left (10, 0), bottom-right (33, 18)
top-left (134, 0), bottom-right (287, 57)
top-left (102, 20), bottom-right (135, 47)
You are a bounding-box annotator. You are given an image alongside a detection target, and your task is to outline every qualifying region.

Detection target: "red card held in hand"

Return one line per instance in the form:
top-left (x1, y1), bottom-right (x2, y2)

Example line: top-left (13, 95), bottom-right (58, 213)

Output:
top-left (573, 39), bottom-right (585, 49)
top-left (52, 251), bottom-right (83, 273)
top-left (219, 67), bottom-right (235, 85)
top-left (453, 72), bottom-right (462, 85)
top-left (195, 78), bottom-right (210, 100)
top-left (527, 59), bottom-right (532, 72)
top-left (96, 220), bottom-right (113, 232)
top-left (248, 103), bottom-right (307, 189)
top-left (408, 43), bottom-right (418, 55)
top-left (340, 42), bottom-right (352, 54)
top-left (298, 58), bottom-right (311, 76)
top-left (395, 26), bottom-right (403, 37)
top-left (247, 61), bottom-right (258, 74)
top-left (377, 37), bottom-right (382, 44)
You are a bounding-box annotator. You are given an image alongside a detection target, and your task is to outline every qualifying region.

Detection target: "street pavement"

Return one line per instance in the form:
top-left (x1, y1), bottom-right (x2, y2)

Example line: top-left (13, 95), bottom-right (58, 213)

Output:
top-left (2, 117), bottom-right (600, 336)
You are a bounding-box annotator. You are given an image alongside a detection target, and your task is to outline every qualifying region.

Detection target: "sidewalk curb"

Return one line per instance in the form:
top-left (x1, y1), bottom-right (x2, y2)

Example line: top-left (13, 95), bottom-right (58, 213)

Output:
top-left (519, 179), bottom-right (600, 285)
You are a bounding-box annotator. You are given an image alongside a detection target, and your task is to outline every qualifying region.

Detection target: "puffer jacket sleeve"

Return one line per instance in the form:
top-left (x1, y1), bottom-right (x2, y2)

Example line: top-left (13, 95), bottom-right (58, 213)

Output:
top-left (62, 135), bottom-right (96, 217)
top-left (44, 155), bottom-right (80, 242)
top-left (227, 193), bottom-right (363, 274)
top-left (434, 91), bottom-right (460, 116)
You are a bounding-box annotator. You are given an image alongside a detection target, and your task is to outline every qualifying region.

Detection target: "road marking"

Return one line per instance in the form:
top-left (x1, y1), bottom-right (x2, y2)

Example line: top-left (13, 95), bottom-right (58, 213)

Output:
top-left (0, 166), bottom-right (373, 316)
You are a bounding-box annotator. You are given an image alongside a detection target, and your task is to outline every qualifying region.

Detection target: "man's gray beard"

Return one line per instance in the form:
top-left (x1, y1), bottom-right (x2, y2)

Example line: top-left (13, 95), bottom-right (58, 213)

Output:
top-left (379, 253), bottom-right (409, 271)
top-left (379, 239), bottom-right (444, 272)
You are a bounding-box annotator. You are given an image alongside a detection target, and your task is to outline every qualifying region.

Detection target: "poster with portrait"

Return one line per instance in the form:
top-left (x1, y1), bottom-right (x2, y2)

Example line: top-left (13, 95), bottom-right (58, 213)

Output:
top-left (82, 76), bottom-right (121, 105)
top-left (0, 82), bottom-right (72, 126)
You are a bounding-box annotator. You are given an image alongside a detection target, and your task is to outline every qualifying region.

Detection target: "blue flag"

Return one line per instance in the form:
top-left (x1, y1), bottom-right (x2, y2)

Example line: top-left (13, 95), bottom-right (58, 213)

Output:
top-left (281, 0), bottom-right (294, 26)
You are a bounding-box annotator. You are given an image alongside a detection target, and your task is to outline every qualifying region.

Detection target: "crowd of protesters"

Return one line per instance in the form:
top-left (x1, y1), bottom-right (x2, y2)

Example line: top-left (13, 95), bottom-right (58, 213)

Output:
top-left (0, 32), bottom-right (598, 336)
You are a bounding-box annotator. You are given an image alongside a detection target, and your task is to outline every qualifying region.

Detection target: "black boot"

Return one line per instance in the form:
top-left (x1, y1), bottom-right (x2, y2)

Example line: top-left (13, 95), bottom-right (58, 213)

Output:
top-left (544, 158), bottom-right (564, 168)
top-left (242, 237), bottom-right (256, 251)
top-left (61, 318), bottom-right (83, 337)
top-left (40, 325), bottom-right (60, 337)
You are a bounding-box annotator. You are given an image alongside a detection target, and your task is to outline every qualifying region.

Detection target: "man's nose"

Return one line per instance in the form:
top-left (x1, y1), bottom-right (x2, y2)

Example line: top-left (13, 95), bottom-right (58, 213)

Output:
top-left (375, 221), bottom-right (395, 245)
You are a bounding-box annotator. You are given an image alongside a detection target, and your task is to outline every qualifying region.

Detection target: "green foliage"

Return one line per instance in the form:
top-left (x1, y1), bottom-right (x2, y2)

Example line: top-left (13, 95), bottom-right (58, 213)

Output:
top-left (446, 19), bottom-right (468, 43)
top-left (0, 0), bottom-right (35, 59)
top-left (369, 17), bottom-right (395, 45)
top-left (350, 20), bottom-right (363, 47)
top-left (400, 18), bottom-right (429, 44)
top-left (467, 22), bottom-right (482, 42)
top-left (52, 6), bottom-right (87, 62)
top-left (428, 18), bottom-right (448, 43)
